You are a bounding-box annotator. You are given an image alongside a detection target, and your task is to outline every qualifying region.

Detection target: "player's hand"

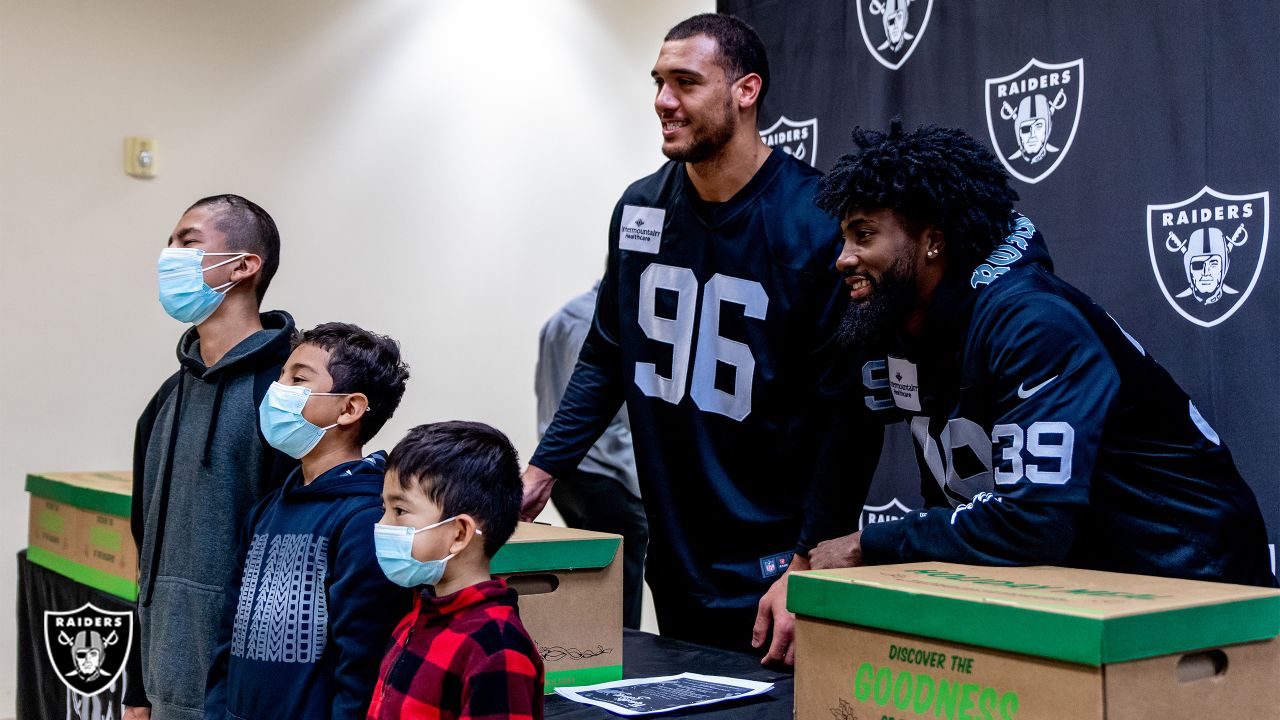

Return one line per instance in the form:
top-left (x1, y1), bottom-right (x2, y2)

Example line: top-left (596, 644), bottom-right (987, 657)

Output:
top-left (809, 531), bottom-right (863, 570)
top-left (752, 555), bottom-right (807, 667)
top-left (123, 706), bottom-right (151, 720)
top-left (520, 465), bottom-right (556, 521)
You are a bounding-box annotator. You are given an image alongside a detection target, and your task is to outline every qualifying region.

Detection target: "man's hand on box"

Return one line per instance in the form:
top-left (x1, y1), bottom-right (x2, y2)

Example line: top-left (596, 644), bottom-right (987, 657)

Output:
top-left (752, 554), bottom-right (808, 667)
top-left (519, 465), bottom-right (556, 521)
top-left (809, 531), bottom-right (863, 570)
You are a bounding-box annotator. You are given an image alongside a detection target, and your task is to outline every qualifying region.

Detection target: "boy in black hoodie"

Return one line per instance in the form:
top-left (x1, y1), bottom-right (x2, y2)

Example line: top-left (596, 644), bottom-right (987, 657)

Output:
top-left (205, 323), bottom-right (413, 720)
top-left (130, 195), bottom-right (295, 720)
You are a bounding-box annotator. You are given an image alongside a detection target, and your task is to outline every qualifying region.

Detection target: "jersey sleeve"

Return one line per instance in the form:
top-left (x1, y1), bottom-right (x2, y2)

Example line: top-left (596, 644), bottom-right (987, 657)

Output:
top-left (861, 293), bottom-right (1120, 566)
top-left (796, 346), bottom-right (894, 556)
top-left (529, 202), bottom-right (627, 476)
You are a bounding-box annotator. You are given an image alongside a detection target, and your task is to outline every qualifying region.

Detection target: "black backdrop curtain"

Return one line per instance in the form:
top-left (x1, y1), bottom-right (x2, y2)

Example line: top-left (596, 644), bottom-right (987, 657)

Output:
top-left (721, 0), bottom-right (1278, 569)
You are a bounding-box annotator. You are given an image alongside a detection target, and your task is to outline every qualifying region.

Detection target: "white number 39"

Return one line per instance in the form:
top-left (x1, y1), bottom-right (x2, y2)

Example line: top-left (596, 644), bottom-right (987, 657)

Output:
top-left (992, 421), bottom-right (1075, 485)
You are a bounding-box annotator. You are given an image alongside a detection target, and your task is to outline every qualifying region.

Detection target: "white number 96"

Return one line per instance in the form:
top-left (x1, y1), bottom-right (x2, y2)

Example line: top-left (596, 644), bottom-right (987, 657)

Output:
top-left (634, 264), bottom-right (768, 421)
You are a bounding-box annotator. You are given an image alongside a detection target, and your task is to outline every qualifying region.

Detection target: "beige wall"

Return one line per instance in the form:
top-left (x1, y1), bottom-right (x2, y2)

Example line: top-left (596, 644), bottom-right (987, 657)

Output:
top-left (0, 0), bottom-right (710, 713)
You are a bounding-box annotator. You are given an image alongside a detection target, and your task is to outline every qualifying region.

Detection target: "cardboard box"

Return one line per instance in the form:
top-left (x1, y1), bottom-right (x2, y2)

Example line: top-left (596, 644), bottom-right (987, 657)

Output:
top-left (492, 522), bottom-right (624, 692)
top-left (26, 471), bottom-right (138, 601)
top-left (789, 563), bottom-right (1280, 719)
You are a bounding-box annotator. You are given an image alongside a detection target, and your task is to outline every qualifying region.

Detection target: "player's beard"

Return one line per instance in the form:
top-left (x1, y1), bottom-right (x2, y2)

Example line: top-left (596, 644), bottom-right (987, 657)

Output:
top-left (838, 253), bottom-right (919, 347)
top-left (662, 94), bottom-right (737, 164)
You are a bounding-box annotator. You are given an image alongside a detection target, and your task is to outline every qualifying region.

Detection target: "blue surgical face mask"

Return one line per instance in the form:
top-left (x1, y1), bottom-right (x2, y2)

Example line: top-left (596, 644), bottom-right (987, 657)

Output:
top-left (373, 516), bottom-right (483, 588)
top-left (258, 381), bottom-right (345, 459)
top-left (157, 248), bottom-right (248, 324)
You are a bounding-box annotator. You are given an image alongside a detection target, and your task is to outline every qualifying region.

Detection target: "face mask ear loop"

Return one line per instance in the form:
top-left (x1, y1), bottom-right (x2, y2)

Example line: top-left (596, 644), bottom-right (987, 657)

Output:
top-left (310, 392), bottom-right (353, 433)
top-left (203, 252), bottom-right (250, 272)
top-left (410, 515), bottom-right (480, 553)
top-left (412, 515), bottom-right (459, 534)
top-left (204, 253), bottom-right (250, 293)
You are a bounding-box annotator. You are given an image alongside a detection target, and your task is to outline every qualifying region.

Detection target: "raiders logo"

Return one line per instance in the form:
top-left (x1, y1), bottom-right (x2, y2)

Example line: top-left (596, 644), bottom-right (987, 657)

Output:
top-left (1147, 187), bottom-right (1270, 327)
top-left (759, 115), bottom-right (818, 167)
top-left (859, 497), bottom-right (912, 530)
top-left (984, 58), bottom-right (1084, 184)
top-left (44, 603), bottom-right (133, 698)
top-left (856, 0), bottom-right (933, 71)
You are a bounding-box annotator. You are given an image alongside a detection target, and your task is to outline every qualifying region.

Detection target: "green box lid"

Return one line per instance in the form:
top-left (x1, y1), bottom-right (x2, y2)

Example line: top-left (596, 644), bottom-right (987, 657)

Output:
top-left (490, 522), bottom-right (621, 574)
top-left (788, 563), bottom-right (1280, 666)
top-left (26, 472), bottom-right (132, 517)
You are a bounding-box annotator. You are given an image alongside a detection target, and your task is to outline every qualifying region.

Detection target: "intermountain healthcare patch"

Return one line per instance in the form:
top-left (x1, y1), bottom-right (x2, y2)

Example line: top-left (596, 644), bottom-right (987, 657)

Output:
top-left (985, 58), bottom-right (1084, 184)
top-left (856, 0), bottom-right (933, 71)
top-left (620, 205), bottom-right (665, 254)
top-left (759, 115), bottom-right (817, 167)
top-left (44, 602), bottom-right (133, 698)
top-left (1147, 187), bottom-right (1270, 328)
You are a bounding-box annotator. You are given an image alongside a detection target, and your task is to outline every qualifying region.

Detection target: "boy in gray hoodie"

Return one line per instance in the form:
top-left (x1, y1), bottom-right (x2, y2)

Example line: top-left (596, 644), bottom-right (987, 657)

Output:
top-left (127, 195), bottom-right (295, 720)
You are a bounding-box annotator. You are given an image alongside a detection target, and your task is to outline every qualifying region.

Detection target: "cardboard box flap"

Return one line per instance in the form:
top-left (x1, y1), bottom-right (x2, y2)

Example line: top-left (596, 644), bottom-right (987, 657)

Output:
top-left (26, 472), bottom-right (132, 516)
top-left (788, 563), bottom-right (1280, 666)
top-left (490, 522), bottom-right (621, 574)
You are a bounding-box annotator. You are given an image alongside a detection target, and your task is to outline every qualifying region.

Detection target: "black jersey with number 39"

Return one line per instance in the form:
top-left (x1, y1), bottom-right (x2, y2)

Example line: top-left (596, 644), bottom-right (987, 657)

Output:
top-left (859, 217), bottom-right (1276, 588)
top-left (531, 150), bottom-right (874, 611)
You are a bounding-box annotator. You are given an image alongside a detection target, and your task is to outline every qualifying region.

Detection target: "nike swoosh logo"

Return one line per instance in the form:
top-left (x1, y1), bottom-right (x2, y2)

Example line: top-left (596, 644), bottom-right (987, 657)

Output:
top-left (1017, 375), bottom-right (1058, 399)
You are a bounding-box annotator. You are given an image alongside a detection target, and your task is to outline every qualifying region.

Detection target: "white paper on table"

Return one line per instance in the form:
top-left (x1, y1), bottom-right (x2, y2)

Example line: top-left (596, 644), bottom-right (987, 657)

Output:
top-left (553, 672), bottom-right (775, 716)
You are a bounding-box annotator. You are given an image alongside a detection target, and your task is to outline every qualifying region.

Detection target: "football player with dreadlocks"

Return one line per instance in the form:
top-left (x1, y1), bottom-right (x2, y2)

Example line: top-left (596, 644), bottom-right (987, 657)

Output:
top-left (807, 121), bottom-right (1275, 587)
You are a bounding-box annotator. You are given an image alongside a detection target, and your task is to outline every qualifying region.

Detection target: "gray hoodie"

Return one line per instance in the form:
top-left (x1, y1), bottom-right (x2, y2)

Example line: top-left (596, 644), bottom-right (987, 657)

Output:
top-left (127, 310), bottom-right (296, 718)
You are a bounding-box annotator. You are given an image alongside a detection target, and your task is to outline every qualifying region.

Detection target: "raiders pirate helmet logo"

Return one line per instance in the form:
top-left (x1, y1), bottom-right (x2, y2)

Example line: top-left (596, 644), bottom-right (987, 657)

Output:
top-left (759, 115), bottom-right (818, 166)
top-left (44, 603), bottom-right (133, 697)
top-left (856, 0), bottom-right (934, 70)
top-left (1147, 187), bottom-right (1270, 327)
top-left (985, 58), bottom-right (1084, 184)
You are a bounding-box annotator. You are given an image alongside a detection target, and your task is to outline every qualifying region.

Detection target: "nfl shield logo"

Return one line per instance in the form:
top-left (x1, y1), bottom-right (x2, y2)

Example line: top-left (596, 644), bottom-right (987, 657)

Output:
top-left (1147, 187), bottom-right (1270, 328)
top-left (859, 497), bottom-right (912, 530)
top-left (44, 603), bottom-right (133, 698)
top-left (856, 0), bottom-right (934, 70)
top-left (759, 115), bottom-right (818, 166)
top-left (985, 58), bottom-right (1084, 184)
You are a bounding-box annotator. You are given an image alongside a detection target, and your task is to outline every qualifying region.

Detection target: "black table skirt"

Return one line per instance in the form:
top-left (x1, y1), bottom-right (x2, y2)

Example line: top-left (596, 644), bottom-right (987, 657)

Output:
top-left (17, 550), bottom-right (794, 719)
top-left (16, 550), bottom-right (136, 720)
top-left (545, 629), bottom-right (795, 719)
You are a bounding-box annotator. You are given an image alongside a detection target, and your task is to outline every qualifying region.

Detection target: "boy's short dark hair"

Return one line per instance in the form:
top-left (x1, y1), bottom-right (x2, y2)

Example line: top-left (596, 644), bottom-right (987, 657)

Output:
top-left (387, 421), bottom-right (521, 556)
top-left (297, 322), bottom-right (410, 445)
top-left (187, 194), bottom-right (281, 304)
top-left (666, 13), bottom-right (770, 106)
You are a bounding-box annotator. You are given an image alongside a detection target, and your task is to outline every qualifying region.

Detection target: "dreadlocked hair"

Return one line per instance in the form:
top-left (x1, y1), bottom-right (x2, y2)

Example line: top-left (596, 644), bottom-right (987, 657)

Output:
top-left (816, 119), bottom-right (1020, 271)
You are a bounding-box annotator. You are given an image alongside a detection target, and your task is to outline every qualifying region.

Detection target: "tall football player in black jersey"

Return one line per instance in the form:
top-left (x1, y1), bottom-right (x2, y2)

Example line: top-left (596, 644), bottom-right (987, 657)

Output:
top-left (808, 122), bottom-right (1275, 588)
top-left (522, 14), bottom-right (886, 664)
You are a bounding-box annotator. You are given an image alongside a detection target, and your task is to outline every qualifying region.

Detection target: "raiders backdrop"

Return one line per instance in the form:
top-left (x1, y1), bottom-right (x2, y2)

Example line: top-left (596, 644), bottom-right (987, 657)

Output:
top-left (722, 0), bottom-right (1278, 569)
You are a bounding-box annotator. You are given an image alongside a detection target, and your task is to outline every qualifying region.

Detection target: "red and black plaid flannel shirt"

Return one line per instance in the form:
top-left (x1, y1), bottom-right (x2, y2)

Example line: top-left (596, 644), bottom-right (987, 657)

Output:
top-left (367, 577), bottom-right (544, 720)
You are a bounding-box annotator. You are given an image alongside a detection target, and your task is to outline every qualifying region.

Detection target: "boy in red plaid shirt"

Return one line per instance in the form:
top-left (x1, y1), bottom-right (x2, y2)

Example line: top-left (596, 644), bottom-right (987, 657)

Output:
top-left (368, 421), bottom-right (544, 720)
